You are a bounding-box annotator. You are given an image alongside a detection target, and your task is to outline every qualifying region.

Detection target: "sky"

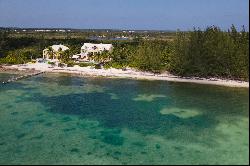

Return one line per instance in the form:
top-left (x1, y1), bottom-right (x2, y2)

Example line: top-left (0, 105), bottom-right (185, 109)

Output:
top-left (0, 0), bottom-right (249, 30)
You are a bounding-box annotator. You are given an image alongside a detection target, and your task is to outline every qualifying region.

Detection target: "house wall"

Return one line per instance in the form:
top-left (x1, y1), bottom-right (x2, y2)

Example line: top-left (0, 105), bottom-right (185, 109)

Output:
top-left (43, 45), bottom-right (69, 60)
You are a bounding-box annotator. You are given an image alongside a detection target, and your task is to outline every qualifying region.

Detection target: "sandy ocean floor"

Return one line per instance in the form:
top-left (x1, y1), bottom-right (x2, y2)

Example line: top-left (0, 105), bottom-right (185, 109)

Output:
top-left (0, 72), bottom-right (248, 164)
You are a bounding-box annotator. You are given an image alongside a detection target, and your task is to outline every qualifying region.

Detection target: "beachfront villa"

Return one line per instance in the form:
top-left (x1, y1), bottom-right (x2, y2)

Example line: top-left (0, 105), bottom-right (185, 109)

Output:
top-left (43, 44), bottom-right (69, 60)
top-left (73, 43), bottom-right (113, 61)
top-left (42, 43), bottom-right (113, 63)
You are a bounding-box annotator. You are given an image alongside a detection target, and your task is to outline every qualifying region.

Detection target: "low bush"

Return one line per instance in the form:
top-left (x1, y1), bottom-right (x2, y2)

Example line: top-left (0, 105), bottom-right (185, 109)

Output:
top-left (79, 63), bottom-right (94, 67)
top-left (103, 63), bottom-right (111, 69)
top-left (48, 61), bottom-right (55, 66)
top-left (94, 64), bottom-right (102, 69)
top-left (58, 63), bottom-right (65, 68)
top-left (66, 61), bottom-right (75, 67)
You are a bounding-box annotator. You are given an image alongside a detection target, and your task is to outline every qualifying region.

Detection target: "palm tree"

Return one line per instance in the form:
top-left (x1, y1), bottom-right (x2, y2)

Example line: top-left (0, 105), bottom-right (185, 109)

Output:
top-left (61, 49), bottom-right (70, 63)
top-left (87, 52), bottom-right (94, 61)
top-left (100, 50), bottom-right (111, 63)
top-left (47, 46), bottom-right (54, 59)
top-left (57, 47), bottom-right (63, 60)
top-left (94, 52), bottom-right (101, 62)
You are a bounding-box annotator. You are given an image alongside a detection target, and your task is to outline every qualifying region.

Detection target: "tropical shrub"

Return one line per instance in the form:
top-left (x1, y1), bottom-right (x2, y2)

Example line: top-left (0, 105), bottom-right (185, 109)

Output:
top-left (58, 63), bottom-right (65, 68)
top-left (79, 63), bottom-right (94, 67)
top-left (94, 64), bottom-right (102, 69)
top-left (66, 61), bottom-right (75, 67)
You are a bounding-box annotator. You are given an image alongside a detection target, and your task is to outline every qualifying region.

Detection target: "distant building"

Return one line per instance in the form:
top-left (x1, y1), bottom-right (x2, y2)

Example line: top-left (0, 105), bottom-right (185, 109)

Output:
top-left (43, 44), bottom-right (69, 60)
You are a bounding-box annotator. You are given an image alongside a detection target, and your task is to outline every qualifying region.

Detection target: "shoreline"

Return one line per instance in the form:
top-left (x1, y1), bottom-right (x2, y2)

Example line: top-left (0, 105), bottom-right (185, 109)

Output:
top-left (1, 64), bottom-right (249, 88)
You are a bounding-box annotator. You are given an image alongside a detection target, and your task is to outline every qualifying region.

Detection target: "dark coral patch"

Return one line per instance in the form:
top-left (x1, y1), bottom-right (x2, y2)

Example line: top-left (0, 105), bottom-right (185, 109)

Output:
top-left (11, 112), bottom-right (18, 115)
top-left (16, 133), bottom-right (26, 139)
top-left (70, 148), bottom-right (80, 153)
top-left (63, 128), bottom-right (76, 132)
top-left (102, 134), bottom-right (124, 146)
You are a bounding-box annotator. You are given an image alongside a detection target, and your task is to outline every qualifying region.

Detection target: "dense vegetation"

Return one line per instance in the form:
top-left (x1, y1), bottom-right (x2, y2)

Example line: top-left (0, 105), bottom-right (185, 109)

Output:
top-left (169, 25), bottom-right (249, 80)
top-left (0, 25), bottom-right (249, 81)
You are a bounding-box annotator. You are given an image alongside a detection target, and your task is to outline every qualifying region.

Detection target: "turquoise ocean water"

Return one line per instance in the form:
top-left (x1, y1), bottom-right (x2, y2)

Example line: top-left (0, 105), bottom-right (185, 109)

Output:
top-left (0, 72), bottom-right (249, 164)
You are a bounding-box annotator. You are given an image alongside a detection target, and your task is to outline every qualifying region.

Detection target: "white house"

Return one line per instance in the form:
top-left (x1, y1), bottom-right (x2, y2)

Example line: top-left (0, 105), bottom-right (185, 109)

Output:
top-left (79, 43), bottom-right (113, 61)
top-left (43, 44), bottom-right (69, 60)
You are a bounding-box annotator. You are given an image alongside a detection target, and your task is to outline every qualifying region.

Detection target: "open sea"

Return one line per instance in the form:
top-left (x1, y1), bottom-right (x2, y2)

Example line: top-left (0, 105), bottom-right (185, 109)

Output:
top-left (0, 71), bottom-right (249, 164)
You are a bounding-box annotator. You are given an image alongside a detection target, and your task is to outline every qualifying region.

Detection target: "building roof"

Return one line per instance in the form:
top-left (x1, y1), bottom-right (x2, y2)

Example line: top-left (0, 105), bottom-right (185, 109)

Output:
top-left (72, 55), bottom-right (80, 59)
top-left (81, 43), bottom-right (113, 50)
top-left (51, 44), bottom-right (69, 52)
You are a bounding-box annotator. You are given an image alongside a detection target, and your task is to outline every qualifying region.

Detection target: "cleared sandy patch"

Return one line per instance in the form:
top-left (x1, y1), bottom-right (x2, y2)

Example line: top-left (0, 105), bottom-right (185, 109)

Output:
top-left (133, 94), bottom-right (166, 102)
top-left (160, 107), bottom-right (201, 118)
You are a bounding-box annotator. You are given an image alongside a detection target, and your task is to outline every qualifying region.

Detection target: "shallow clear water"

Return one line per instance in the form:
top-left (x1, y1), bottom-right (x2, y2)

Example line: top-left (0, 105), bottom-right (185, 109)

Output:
top-left (0, 72), bottom-right (19, 82)
top-left (0, 72), bottom-right (249, 164)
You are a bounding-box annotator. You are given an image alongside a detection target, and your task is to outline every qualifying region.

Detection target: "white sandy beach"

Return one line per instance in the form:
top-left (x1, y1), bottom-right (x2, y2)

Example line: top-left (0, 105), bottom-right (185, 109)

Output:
top-left (2, 63), bottom-right (249, 88)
